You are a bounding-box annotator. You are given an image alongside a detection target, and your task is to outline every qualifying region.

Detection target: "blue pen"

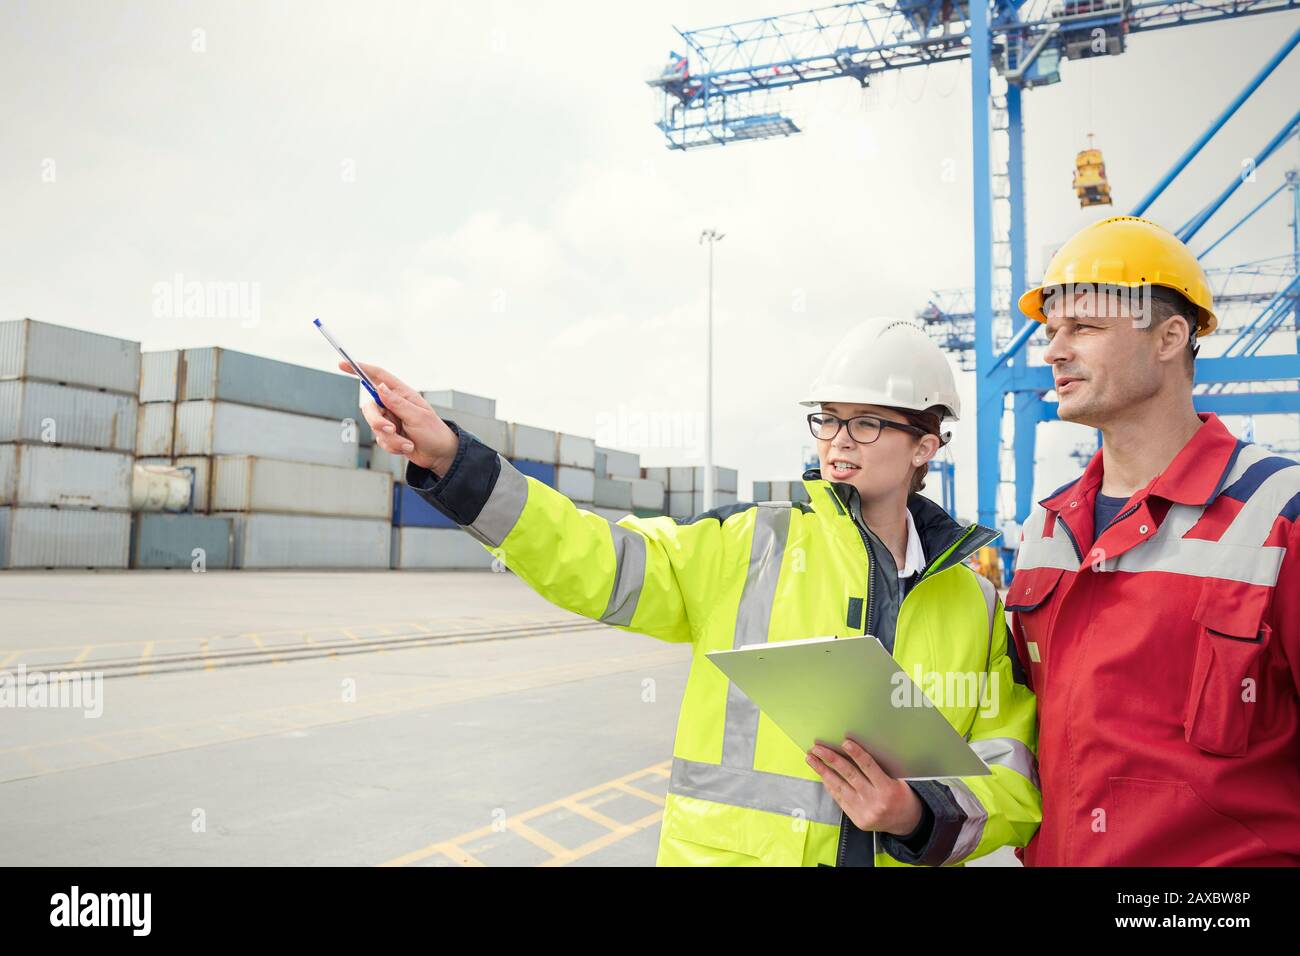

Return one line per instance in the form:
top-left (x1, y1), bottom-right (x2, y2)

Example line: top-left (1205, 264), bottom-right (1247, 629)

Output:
top-left (313, 317), bottom-right (386, 410)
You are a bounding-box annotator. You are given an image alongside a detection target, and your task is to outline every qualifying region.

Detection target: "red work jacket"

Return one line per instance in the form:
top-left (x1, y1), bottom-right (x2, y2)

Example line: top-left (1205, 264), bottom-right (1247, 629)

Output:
top-left (1007, 413), bottom-right (1300, 866)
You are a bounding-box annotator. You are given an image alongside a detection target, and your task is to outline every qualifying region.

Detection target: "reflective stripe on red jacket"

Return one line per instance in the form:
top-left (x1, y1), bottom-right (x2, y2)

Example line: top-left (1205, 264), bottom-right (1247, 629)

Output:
top-left (1007, 413), bottom-right (1300, 866)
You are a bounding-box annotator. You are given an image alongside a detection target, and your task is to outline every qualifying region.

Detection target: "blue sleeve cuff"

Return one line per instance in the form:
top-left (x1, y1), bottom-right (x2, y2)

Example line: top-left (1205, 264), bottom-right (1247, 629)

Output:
top-left (879, 781), bottom-right (966, 866)
top-left (404, 420), bottom-right (502, 526)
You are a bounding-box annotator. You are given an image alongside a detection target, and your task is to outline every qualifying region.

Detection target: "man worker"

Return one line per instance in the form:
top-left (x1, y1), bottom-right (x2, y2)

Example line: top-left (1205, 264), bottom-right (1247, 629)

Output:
top-left (1008, 216), bottom-right (1300, 865)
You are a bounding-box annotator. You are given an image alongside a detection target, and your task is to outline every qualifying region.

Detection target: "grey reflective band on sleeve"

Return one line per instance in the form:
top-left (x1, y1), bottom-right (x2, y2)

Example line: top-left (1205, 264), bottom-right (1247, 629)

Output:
top-left (600, 523), bottom-right (647, 627)
top-left (720, 505), bottom-right (791, 770)
top-left (465, 454), bottom-right (529, 549)
top-left (670, 757), bottom-right (842, 827)
top-left (939, 777), bottom-right (988, 865)
top-left (1218, 462), bottom-right (1300, 548)
top-left (973, 571), bottom-right (997, 637)
top-left (963, 571), bottom-right (998, 740)
top-left (970, 736), bottom-right (1040, 790)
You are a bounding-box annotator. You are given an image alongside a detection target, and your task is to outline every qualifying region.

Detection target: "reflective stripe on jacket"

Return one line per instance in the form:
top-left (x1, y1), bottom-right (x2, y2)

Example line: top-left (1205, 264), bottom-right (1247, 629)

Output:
top-left (412, 420), bottom-right (1041, 866)
top-left (1008, 412), bottom-right (1300, 866)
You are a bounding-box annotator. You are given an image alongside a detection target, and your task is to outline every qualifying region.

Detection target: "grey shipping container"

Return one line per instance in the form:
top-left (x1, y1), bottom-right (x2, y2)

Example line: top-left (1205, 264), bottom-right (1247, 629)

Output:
top-left (599, 447), bottom-right (640, 479)
top-left (0, 507), bottom-right (130, 568)
top-left (420, 390), bottom-right (496, 419)
top-left (431, 405), bottom-right (510, 455)
top-left (369, 444), bottom-right (407, 480)
top-left (136, 401), bottom-right (175, 456)
top-left (232, 513), bottom-right (391, 568)
top-left (0, 445), bottom-right (132, 509)
top-left (642, 466), bottom-right (670, 487)
top-left (594, 477), bottom-right (634, 510)
top-left (179, 347), bottom-right (361, 422)
top-left (510, 422), bottom-right (557, 463)
top-left (675, 490), bottom-right (736, 516)
top-left (139, 350), bottom-right (181, 403)
top-left (694, 465), bottom-right (738, 493)
top-left (0, 380), bottom-right (137, 451)
top-left (210, 456), bottom-right (392, 519)
top-left (131, 513), bottom-right (234, 569)
top-left (0, 319), bottom-right (141, 395)
top-left (753, 481), bottom-right (771, 501)
top-left (556, 466), bottom-right (595, 502)
top-left (391, 527), bottom-right (496, 570)
top-left (174, 401), bottom-right (358, 468)
top-left (630, 477), bottom-right (665, 511)
top-left (557, 433), bottom-right (596, 469)
top-left (669, 466), bottom-right (695, 491)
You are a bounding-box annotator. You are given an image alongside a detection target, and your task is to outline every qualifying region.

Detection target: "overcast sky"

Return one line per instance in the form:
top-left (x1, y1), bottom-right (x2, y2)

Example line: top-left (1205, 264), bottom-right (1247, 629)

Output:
top-left (4, 2), bottom-right (1298, 526)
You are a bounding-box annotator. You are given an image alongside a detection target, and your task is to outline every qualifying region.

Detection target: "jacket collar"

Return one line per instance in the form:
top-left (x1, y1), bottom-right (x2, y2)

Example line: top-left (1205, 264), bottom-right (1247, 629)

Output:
top-left (1040, 412), bottom-right (1243, 513)
top-left (802, 468), bottom-right (1000, 576)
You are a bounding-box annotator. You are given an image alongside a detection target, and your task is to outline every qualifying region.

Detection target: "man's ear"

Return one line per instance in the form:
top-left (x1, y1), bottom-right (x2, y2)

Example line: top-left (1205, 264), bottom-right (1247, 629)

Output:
top-left (1156, 313), bottom-right (1191, 365)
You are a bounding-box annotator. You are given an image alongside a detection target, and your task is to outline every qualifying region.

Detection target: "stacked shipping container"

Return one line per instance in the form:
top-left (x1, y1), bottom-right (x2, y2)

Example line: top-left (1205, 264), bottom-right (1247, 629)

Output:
top-left (0, 321), bottom-right (744, 572)
top-left (135, 347), bottom-right (389, 569)
top-left (0, 320), bottom-right (139, 568)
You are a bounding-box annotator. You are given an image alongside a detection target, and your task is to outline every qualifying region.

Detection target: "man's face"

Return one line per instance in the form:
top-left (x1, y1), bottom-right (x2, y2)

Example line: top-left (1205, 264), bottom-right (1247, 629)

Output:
top-left (1042, 286), bottom-right (1161, 427)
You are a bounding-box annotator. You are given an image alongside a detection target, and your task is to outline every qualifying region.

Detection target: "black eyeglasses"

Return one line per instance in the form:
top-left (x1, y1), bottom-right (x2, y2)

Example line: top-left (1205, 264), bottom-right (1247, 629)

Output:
top-left (807, 412), bottom-right (926, 445)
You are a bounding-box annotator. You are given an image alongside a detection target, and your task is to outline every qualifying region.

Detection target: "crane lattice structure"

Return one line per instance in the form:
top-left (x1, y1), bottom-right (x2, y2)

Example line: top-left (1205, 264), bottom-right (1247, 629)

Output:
top-left (648, 0), bottom-right (1300, 536)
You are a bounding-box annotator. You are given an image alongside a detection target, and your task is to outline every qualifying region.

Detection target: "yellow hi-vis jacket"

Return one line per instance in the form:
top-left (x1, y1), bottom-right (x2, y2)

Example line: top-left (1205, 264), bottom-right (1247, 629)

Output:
top-left (410, 421), bottom-right (1042, 867)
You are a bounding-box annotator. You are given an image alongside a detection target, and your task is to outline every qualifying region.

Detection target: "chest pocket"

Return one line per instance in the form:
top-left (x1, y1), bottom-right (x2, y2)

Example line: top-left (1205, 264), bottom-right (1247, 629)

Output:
top-left (1183, 582), bottom-right (1272, 757)
top-left (1005, 566), bottom-right (1065, 682)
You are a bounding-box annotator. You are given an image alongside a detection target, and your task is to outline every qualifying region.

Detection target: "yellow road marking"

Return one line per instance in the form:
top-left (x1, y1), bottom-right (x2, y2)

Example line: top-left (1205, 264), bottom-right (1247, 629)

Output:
top-left (506, 819), bottom-right (571, 857)
top-left (434, 843), bottom-right (486, 867)
top-left (378, 759), bottom-right (673, 867)
top-left (560, 798), bottom-right (632, 833)
top-left (71, 645), bottom-right (94, 664)
top-left (538, 810), bottom-right (663, 867)
top-left (611, 780), bottom-right (666, 806)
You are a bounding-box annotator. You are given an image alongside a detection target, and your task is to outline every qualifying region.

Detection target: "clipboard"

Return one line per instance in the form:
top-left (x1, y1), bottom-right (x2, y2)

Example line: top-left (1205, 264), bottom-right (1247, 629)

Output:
top-left (706, 635), bottom-right (990, 780)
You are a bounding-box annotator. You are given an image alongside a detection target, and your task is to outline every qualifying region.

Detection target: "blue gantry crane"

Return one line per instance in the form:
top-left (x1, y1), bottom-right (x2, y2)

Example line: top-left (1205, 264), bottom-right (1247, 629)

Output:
top-left (648, 0), bottom-right (1300, 545)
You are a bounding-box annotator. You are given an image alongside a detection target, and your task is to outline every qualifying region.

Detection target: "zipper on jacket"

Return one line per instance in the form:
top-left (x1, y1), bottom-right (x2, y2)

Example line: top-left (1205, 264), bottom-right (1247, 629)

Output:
top-left (1056, 513), bottom-right (1084, 562)
top-left (858, 523), bottom-right (877, 640)
top-left (835, 809), bottom-right (851, 867)
top-left (830, 484), bottom-right (993, 868)
top-left (836, 494), bottom-right (881, 869)
top-left (835, 487), bottom-right (874, 868)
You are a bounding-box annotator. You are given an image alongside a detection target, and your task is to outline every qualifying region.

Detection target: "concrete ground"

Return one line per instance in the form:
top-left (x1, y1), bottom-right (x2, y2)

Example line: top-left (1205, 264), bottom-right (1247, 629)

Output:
top-left (0, 570), bottom-right (1016, 867)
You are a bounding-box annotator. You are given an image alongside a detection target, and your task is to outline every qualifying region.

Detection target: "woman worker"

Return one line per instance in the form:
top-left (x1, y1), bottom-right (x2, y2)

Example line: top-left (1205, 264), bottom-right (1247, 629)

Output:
top-left (347, 317), bottom-right (1040, 867)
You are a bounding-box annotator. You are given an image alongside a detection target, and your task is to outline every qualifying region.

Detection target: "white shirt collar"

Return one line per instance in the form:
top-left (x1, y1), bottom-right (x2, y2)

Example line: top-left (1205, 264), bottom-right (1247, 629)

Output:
top-left (899, 506), bottom-right (925, 578)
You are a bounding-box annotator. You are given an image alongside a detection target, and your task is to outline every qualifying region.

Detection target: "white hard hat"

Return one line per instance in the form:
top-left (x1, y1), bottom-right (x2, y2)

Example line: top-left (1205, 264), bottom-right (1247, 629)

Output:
top-left (800, 317), bottom-right (961, 422)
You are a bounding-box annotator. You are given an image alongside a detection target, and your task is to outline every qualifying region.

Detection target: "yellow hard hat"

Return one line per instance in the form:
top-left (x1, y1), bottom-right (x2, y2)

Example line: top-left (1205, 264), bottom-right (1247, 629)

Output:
top-left (1018, 216), bottom-right (1217, 336)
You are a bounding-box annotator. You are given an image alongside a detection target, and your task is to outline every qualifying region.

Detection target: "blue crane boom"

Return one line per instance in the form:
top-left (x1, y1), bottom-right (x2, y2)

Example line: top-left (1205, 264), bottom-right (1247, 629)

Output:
top-left (649, 0), bottom-right (1300, 542)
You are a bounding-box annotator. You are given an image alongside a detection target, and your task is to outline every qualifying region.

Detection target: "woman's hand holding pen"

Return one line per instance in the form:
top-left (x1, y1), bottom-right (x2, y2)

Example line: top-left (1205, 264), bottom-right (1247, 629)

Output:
top-left (340, 361), bottom-right (459, 476)
top-left (807, 740), bottom-right (924, 837)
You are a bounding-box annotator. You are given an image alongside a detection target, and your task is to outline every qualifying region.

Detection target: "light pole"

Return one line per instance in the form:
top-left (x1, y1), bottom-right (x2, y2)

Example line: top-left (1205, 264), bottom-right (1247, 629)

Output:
top-left (699, 228), bottom-right (724, 511)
